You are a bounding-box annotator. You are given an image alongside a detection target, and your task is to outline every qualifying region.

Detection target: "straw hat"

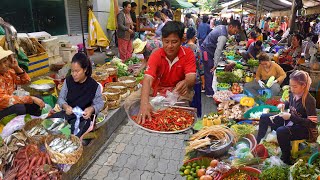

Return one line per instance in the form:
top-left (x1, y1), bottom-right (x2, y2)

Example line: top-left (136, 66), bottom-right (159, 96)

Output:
top-left (0, 46), bottom-right (13, 61)
top-left (133, 39), bottom-right (147, 54)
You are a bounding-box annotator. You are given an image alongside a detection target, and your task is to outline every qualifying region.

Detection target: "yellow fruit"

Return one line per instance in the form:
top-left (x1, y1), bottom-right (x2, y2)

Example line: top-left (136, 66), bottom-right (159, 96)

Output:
top-left (213, 118), bottom-right (221, 125)
top-left (202, 118), bottom-right (207, 126)
top-left (206, 119), bottom-right (213, 126)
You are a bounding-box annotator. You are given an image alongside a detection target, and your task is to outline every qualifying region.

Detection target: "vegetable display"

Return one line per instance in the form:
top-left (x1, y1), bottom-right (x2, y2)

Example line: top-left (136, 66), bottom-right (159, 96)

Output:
top-left (247, 59), bottom-right (259, 67)
top-left (186, 126), bottom-right (237, 153)
top-left (240, 97), bottom-right (255, 107)
top-left (125, 57), bottom-right (141, 66)
top-left (265, 97), bottom-right (282, 106)
top-left (216, 72), bottom-right (241, 83)
top-left (212, 90), bottom-right (234, 103)
top-left (111, 57), bottom-right (129, 77)
top-left (260, 166), bottom-right (289, 180)
top-left (217, 83), bottom-right (231, 90)
top-left (266, 76), bottom-right (275, 88)
top-left (290, 159), bottom-right (320, 180)
top-left (231, 124), bottom-right (256, 137)
top-left (6, 144), bottom-right (61, 179)
top-left (231, 83), bottom-right (242, 94)
top-left (131, 108), bottom-right (194, 132)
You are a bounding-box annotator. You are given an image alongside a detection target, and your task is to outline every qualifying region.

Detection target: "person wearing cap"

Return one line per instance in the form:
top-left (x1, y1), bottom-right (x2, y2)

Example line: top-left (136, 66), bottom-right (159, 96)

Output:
top-left (0, 47), bottom-right (45, 120)
top-left (125, 21), bottom-right (196, 124)
top-left (132, 38), bottom-right (162, 76)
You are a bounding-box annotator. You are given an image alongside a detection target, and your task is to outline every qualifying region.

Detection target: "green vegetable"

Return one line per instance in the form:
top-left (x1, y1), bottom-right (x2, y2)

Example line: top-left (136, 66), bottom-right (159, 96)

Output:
top-left (235, 64), bottom-right (243, 69)
top-left (247, 59), bottom-right (259, 67)
top-left (216, 72), bottom-right (241, 83)
top-left (231, 124), bottom-right (256, 137)
top-left (24, 114), bottom-right (32, 123)
top-left (266, 76), bottom-right (275, 88)
top-left (260, 166), bottom-right (289, 180)
top-left (125, 57), bottom-right (141, 66)
top-left (290, 159), bottom-right (320, 180)
top-left (42, 119), bottom-right (54, 129)
top-left (1, 114), bottom-right (17, 125)
top-left (0, 137), bottom-right (3, 147)
top-left (217, 83), bottom-right (230, 88)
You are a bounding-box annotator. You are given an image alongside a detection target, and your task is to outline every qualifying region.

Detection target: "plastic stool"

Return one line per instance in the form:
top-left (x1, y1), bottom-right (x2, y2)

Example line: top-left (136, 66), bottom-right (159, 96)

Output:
top-left (291, 140), bottom-right (310, 159)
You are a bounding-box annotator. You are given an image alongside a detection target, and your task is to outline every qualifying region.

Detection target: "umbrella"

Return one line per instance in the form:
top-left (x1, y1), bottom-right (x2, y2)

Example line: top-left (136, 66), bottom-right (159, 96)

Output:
top-left (171, 0), bottom-right (194, 9)
top-left (88, 9), bottom-right (110, 47)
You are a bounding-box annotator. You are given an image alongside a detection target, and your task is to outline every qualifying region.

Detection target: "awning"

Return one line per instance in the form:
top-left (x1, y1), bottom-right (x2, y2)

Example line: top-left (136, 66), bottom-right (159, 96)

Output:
top-left (171, 0), bottom-right (195, 9)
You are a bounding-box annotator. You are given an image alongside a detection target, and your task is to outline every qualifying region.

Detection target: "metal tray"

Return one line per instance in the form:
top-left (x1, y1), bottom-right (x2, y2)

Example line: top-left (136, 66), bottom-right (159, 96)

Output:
top-left (126, 101), bottom-right (197, 134)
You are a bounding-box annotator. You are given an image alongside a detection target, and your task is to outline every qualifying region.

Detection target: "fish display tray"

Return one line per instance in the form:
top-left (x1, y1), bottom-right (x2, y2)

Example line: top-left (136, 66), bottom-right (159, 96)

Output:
top-left (126, 101), bottom-right (197, 134)
top-left (22, 118), bottom-right (47, 145)
top-left (45, 134), bottom-right (83, 164)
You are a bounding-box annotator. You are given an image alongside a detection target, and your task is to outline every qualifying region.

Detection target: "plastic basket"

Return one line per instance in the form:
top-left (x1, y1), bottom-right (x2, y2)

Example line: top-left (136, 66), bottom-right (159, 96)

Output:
top-left (252, 144), bottom-right (269, 160)
top-left (218, 166), bottom-right (261, 180)
top-left (243, 105), bottom-right (280, 119)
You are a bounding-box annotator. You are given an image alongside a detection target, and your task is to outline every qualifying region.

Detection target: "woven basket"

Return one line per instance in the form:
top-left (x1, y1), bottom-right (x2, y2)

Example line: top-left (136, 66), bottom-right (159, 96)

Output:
top-left (118, 76), bottom-right (137, 88)
top-left (103, 88), bottom-right (121, 101)
top-left (128, 86), bottom-right (137, 93)
top-left (92, 70), bottom-right (109, 82)
top-left (45, 134), bottom-right (83, 164)
top-left (108, 99), bottom-right (121, 110)
top-left (102, 64), bottom-right (117, 76)
top-left (22, 118), bottom-right (47, 145)
top-left (105, 82), bottom-right (127, 95)
top-left (120, 90), bottom-right (131, 100)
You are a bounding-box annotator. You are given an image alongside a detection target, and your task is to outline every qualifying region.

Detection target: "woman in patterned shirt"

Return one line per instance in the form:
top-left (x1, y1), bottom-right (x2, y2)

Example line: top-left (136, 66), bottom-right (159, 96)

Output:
top-left (0, 47), bottom-right (44, 120)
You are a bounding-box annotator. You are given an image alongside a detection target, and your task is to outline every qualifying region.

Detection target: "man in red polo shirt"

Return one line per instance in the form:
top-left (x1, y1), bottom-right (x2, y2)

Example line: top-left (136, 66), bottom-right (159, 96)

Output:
top-left (125, 21), bottom-right (196, 124)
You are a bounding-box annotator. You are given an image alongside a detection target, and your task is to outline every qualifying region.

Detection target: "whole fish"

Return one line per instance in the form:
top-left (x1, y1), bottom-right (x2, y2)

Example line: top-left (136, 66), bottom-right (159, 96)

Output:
top-left (49, 138), bottom-right (61, 147)
top-left (51, 122), bottom-right (66, 131)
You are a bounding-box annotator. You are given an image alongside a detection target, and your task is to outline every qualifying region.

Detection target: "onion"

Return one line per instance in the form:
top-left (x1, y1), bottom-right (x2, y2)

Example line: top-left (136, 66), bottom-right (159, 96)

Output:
top-left (199, 175), bottom-right (213, 180)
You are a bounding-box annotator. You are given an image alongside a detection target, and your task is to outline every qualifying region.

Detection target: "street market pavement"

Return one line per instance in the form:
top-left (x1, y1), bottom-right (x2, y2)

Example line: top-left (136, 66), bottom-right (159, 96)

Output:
top-left (81, 94), bottom-right (216, 180)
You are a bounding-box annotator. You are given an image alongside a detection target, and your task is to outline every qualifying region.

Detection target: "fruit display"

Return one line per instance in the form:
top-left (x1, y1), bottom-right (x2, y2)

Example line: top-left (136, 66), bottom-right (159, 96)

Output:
top-left (231, 83), bottom-right (242, 94)
top-left (179, 158), bottom-right (232, 180)
top-left (202, 114), bottom-right (223, 126)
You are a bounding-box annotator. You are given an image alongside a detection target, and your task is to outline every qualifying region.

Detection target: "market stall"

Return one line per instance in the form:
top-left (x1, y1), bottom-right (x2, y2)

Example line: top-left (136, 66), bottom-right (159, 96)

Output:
top-left (173, 36), bottom-right (320, 179)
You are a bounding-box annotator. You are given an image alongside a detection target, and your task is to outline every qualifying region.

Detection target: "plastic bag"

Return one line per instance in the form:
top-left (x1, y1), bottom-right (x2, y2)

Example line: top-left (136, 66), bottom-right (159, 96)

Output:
top-left (1, 115), bottom-right (37, 138)
top-left (265, 130), bottom-right (278, 143)
top-left (40, 104), bottom-right (52, 119)
top-left (263, 156), bottom-right (285, 168)
top-left (165, 90), bottom-right (179, 106)
top-left (211, 70), bottom-right (217, 92)
top-left (72, 106), bottom-right (84, 135)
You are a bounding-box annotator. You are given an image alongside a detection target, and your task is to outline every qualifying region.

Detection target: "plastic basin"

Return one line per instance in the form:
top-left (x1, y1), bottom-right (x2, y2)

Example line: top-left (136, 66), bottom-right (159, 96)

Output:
top-left (218, 166), bottom-right (261, 179)
top-left (308, 152), bottom-right (319, 165)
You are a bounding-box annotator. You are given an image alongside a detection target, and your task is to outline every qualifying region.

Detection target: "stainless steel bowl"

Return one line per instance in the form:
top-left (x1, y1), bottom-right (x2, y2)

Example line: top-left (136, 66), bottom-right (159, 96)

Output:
top-left (30, 83), bottom-right (55, 92)
top-left (126, 101), bottom-right (197, 134)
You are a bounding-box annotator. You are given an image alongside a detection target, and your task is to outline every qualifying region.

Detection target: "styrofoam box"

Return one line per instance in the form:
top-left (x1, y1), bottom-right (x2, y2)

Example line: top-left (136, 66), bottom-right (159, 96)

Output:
top-left (49, 55), bottom-right (63, 65)
top-left (27, 31), bottom-right (51, 40)
top-left (41, 37), bottom-right (60, 58)
top-left (59, 46), bottom-right (77, 63)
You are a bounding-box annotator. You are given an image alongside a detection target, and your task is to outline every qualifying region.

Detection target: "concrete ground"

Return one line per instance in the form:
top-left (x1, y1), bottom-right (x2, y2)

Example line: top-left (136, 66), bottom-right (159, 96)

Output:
top-left (81, 95), bottom-right (216, 180)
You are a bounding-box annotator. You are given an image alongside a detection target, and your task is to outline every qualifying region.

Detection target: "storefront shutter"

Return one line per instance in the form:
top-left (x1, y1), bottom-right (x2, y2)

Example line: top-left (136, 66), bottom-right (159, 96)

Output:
top-left (66, 0), bottom-right (88, 34)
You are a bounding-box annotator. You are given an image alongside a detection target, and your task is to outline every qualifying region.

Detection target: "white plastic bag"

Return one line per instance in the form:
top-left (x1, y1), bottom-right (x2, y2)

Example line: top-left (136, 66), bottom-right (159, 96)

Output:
top-left (263, 156), bottom-right (285, 168)
top-left (212, 70), bottom-right (217, 93)
top-left (1, 115), bottom-right (37, 138)
top-left (165, 90), bottom-right (179, 106)
top-left (265, 130), bottom-right (278, 143)
top-left (72, 106), bottom-right (84, 135)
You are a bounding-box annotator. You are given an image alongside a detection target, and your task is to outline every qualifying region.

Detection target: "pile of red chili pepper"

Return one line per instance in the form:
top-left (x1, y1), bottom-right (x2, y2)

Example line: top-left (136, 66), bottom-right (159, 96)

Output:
top-left (265, 97), bottom-right (282, 106)
top-left (132, 108), bottom-right (194, 132)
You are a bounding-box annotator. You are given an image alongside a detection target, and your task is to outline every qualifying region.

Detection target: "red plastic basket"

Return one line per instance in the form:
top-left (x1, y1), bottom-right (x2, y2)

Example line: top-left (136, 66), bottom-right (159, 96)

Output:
top-left (218, 166), bottom-right (261, 180)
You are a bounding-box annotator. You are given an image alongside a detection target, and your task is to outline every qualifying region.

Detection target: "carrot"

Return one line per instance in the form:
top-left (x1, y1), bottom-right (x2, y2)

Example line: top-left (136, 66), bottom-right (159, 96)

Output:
top-left (42, 154), bottom-right (46, 165)
top-left (45, 153), bottom-right (52, 165)
top-left (28, 156), bottom-right (38, 169)
top-left (36, 156), bottom-right (43, 166)
top-left (17, 163), bottom-right (29, 177)
top-left (35, 174), bottom-right (48, 180)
